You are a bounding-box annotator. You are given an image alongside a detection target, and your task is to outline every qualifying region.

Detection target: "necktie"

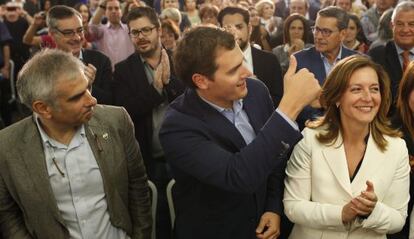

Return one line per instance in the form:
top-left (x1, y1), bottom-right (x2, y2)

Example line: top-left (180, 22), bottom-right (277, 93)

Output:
top-left (402, 50), bottom-right (410, 72)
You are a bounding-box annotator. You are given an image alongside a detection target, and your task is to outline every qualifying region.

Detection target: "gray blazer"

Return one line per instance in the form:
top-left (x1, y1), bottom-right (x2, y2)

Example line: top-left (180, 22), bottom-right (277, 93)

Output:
top-left (0, 105), bottom-right (152, 239)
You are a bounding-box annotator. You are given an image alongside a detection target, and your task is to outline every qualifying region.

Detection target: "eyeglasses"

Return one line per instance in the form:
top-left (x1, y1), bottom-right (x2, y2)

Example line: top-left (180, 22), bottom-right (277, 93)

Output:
top-left (311, 26), bottom-right (338, 37)
top-left (129, 26), bottom-right (157, 37)
top-left (6, 7), bottom-right (17, 11)
top-left (54, 27), bottom-right (84, 38)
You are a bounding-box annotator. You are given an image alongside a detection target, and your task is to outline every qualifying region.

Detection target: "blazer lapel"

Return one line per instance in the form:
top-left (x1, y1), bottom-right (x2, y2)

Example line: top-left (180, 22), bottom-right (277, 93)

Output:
top-left (20, 118), bottom-right (66, 225)
top-left (350, 134), bottom-right (385, 192)
top-left (322, 135), bottom-right (353, 197)
top-left (85, 117), bottom-right (116, 197)
top-left (179, 89), bottom-right (247, 150)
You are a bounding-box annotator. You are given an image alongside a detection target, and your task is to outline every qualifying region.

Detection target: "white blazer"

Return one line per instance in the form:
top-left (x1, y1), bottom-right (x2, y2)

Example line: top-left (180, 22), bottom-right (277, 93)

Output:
top-left (284, 127), bottom-right (410, 239)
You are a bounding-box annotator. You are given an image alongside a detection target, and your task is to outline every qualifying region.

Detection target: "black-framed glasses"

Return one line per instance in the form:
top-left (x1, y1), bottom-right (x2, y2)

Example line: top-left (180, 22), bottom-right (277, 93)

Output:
top-left (54, 27), bottom-right (84, 38)
top-left (129, 26), bottom-right (157, 37)
top-left (311, 26), bottom-right (338, 37)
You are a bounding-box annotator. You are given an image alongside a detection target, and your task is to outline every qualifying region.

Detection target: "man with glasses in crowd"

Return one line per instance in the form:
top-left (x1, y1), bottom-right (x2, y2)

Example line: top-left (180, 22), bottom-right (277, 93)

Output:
top-left (113, 6), bottom-right (184, 239)
top-left (294, 6), bottom-right (358, 129)
top-left (89, 0), bottom-right (135, 69)
top-left (48, 5), bottom-right (114, 105)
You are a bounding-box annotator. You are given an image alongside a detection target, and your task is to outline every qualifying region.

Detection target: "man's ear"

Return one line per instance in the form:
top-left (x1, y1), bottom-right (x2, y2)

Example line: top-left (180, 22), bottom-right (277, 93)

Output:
top-left (32, 100), bottom-right (53, 119)
top-left (192, 73), bottom-right (210, 90)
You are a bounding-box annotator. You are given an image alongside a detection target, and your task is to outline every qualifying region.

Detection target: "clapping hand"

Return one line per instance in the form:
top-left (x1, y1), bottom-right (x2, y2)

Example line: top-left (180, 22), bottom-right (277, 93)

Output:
top-left (342, 180), bottom-right (377, 224)
top-left (351, 180), bottom-right (377, 217)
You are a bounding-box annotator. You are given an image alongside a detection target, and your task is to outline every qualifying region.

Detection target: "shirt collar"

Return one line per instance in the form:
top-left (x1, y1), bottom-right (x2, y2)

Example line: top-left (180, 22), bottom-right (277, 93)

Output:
top-left (243, 44), bottom-right (254, 72)
top-left (320, 45), bottom-right (343, 62)
top-left (34, 113), bottom-right (86, 147)
top-left (394, 42), bottom-right (414, 55)
top-left (200, 96), bottom-right (244, 113)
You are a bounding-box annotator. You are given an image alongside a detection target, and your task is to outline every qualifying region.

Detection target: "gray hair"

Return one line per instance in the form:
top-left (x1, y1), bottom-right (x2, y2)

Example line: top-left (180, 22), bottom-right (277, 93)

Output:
top-left (17, 49), bottom-right (84, 109)
top-left (317, 6), bottom-right (349, 30)
top-left (391, 1), bottom-right (414, 23)
top-left (47, 5), bottom-right (82, 30)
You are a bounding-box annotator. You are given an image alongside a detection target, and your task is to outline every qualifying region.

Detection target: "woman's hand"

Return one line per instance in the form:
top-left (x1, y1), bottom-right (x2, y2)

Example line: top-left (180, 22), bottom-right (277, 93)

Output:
top-left (342, 201), bottom-right (358, 224)
top-left (351, 181), bottom-right (377, 217)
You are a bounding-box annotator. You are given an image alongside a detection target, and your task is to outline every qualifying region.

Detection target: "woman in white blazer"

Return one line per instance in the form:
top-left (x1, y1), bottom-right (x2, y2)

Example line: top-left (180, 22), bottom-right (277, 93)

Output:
top-left (284, 55), bottom-right (410, 239)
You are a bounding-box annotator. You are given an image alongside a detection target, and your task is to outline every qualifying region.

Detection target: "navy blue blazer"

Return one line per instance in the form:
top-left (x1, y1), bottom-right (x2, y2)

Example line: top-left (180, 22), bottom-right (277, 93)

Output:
top-left (294, 46), bottom-right (358, 84)
top-left (294, 46), bottom-right (358, 129)
top-left (159, 79), bottom-right (302, 239)
top-left (368, 41), bottom-right (402, 114)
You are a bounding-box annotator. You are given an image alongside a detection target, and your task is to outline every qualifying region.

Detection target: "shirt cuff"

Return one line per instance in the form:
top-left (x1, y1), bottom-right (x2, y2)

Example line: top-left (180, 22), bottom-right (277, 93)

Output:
top-left (275, 108), bottom-right (299, 131)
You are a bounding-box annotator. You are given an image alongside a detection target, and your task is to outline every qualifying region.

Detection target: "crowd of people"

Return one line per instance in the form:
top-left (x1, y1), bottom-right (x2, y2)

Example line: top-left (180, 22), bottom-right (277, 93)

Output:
top-left (0, 0), bottom-right (414, 238)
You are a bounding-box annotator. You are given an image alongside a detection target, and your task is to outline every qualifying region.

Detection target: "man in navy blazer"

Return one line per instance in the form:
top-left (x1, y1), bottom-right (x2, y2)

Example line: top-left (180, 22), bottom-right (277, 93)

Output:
top-left (159, 27), bottom-right (321, 239)
top-left (294, 6), bottom-right (358, 128)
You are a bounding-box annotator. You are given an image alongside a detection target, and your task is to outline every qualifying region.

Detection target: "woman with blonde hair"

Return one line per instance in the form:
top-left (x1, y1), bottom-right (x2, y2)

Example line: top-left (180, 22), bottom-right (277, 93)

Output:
top-left (284, 55), bottom-right (410, 239)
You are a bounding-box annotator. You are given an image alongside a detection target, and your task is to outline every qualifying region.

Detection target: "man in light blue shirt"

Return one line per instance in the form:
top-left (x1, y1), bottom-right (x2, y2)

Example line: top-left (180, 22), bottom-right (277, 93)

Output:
top-left (0, 49), bottom-right (152, 238)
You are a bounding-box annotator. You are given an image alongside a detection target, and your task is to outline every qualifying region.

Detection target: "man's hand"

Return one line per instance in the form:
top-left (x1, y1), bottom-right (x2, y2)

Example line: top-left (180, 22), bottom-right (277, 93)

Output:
top-left (278, 55), bottom-right (321, 121)
top-left (255, 212), bottom-right (280, 239)
top-left (84, 63), bottom-right (97, 86)
top-left (32, 12), bottom-right (46, 28)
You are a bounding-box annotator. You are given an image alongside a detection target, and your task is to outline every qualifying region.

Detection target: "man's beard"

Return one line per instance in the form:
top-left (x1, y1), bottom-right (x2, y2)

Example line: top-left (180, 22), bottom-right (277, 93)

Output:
top-left (238, 39), bottom-right (248, 51)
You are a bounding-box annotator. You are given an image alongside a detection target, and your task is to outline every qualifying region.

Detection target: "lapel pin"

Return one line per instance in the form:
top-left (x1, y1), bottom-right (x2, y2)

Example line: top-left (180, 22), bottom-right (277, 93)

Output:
top-left (103, 133), bottom-right (109, 140)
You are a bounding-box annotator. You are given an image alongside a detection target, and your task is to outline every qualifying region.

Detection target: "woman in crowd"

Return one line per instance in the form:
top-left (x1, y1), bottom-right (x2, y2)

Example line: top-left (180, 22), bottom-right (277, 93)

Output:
top-left (343, 14), bottom-right (369, 53)
top-left (183, 0), bottom-right (201, 25)
top-left (284, 55), bottom-right (410, 239)
top-left (199, 3), bottom-right (219, 26)
top-left (389, 61), bottom-right (414, 239)
top-left (272, 13), bottom-right (312, 74)
top-left (255, 0), bottom-right (283, 46)
top-left (248, 6), bottom-right (271, 51)
top-left (161, 18), bottom-right (180, 51)
top-left (74, 3), bottom-right (94, 49)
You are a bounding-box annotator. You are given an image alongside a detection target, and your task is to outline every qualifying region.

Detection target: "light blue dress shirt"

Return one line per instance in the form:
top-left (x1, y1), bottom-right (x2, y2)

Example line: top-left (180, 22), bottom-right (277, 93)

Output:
top-left (321, 46), bottom-right (343, 77)
top-left (35, 116), bottom-right (129, 239)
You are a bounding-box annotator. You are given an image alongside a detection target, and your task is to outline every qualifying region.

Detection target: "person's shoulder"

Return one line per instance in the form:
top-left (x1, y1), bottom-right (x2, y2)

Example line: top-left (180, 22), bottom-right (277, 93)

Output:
top-left (114, 52), bottom-right (140, 70)
top-left (0, 116), bottom-right (34, 148)
top-left (294, 46), bottom-right (316, 58)
top-left (83, 48), bottom-right (110, 60)
top-left (91, 105), bottom-right (128, 124)
top-left (367, 43), bottom-right (387, 57)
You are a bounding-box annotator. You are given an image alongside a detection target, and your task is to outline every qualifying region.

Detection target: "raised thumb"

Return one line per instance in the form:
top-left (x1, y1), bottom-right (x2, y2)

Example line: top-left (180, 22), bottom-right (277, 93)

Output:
top-left (285, 54), bottom-right (298, 79)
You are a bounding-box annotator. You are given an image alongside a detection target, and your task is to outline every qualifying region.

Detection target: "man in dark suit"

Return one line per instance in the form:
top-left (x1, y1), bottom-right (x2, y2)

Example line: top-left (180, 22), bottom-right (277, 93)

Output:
top-left (218, 6), bottom-right (284, 107)
top-left (159, 27), bottom-right (321, 239)
top-left (369, 1), bottom-right (414, 113)
top-left (294, 6), bottom-right (358, 128)
top-left (48, 5), bottom-right (114, 105)
top-left (0, 49), bottom-right (151, 238)
top-left (113, 6), bottom-right (184, 239)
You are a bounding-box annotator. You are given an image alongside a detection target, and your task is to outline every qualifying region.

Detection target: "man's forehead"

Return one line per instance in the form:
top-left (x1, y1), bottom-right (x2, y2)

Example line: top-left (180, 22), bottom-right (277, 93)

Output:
top-left (56, 16), bottom-right (82, 28)
top-left (316, 16), bottom-right (338, 28)
top-left (106, 0), bottom-right (120, 7)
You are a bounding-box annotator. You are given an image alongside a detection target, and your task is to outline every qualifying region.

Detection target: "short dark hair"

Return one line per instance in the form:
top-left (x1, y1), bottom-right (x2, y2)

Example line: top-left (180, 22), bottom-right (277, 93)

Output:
top-left (126, 6), bottom-right (160, 28)
top-left (47, 5), bottom-right (82, 30)
top-left (317, 6), bottom-right (349, 30)
top-left (283, 13), bottom-right (310, 44)
top-left (174, 27), bottom-right (236, 88)
top-left (217, 6), bottom-right (250, 26)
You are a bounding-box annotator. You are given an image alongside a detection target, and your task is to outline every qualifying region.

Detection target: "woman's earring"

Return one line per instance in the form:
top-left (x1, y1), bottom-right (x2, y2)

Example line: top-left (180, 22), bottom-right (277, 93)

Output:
top-left (336, 103), bottom-right (340, 108)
